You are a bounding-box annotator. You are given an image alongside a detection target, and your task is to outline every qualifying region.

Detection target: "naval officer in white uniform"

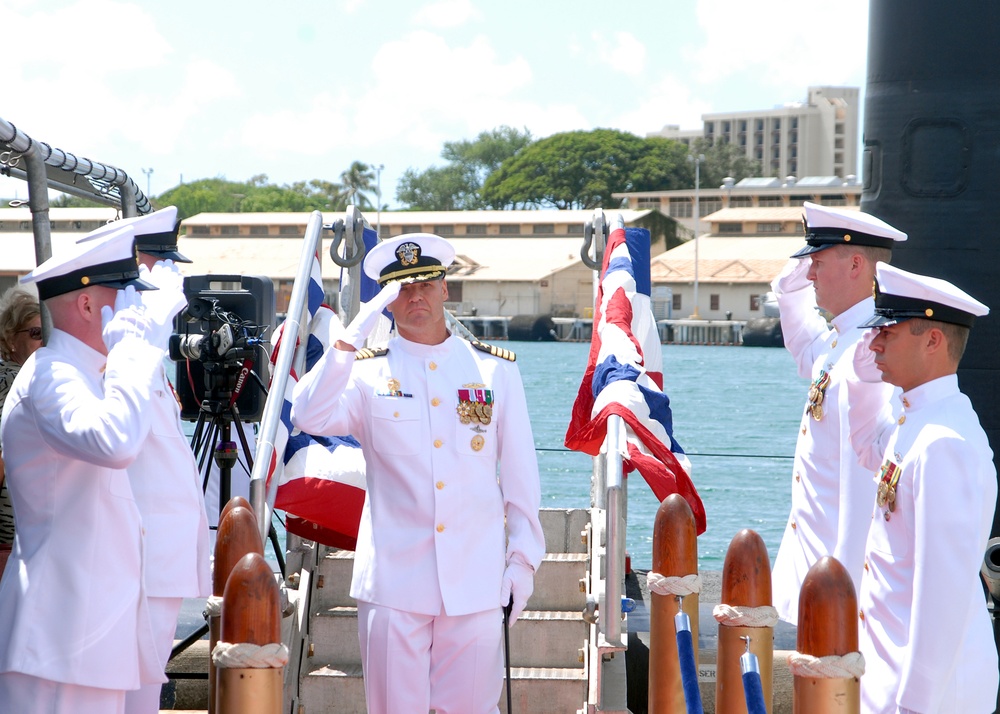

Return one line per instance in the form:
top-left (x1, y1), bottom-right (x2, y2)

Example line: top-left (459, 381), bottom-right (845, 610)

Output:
top-left (0, 225), bottom-right (184, 714)
top-left (78, 206), bottom-right (212, 714)
top-left (847, 264), bottom-right (998, 713)
top-left (770, 202), bottom-right (907, 624)
top-left (291, 233), bottom-right (545, 714)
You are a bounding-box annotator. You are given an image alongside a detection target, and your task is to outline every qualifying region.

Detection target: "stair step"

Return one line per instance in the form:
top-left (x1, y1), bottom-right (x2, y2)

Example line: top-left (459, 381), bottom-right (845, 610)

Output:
top-left (310, 607), bottom-right (588, 669)
top-left (315, 551), bottom-right (589, 611)
top-left (300, 663), bottom-right (587, 714)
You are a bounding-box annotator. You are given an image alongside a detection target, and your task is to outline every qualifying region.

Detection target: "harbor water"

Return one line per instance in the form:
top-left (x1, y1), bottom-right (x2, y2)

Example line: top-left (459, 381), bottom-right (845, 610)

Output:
top-left (517, 341), bottom-right (806, 571)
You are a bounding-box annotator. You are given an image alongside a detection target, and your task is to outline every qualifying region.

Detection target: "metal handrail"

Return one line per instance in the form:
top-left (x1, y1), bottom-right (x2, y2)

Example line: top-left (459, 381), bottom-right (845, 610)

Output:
top-left (249, 210), bottom-right (326, 542)
top-left (1, 116), bottom-right (151, 214)
top-left (603, 414), bottom-right (626, 646)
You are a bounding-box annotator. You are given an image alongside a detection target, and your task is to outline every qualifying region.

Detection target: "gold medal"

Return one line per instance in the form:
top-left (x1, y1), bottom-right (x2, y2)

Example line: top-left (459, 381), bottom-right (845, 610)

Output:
top-left (876, 481), bottom-right (888, 508)
top-left (886, 485), bottom-right (896, 512)
top-left (457, 401), bottom-right (474, 424)
top-left (471, 435), bottom-right (485, 452)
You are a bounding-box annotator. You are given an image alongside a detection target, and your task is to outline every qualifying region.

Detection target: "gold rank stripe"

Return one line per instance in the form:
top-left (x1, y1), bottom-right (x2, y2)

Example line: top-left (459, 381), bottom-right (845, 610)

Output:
top-left (472, 340), bottom-right (516, 361)
top-left (355, 347), bottom-right (389, 360)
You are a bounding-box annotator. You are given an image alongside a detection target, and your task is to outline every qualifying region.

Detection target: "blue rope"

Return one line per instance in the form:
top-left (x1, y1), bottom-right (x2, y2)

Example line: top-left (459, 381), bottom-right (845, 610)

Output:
top-left (674, 611), bottom-right (704, 714)
top-left (741, 670), bottom-right (767, 714)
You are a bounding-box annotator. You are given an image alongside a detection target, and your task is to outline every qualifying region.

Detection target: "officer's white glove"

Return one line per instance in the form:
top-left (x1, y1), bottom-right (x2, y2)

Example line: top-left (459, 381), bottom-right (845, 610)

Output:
top-left (501, 560), bottom-right (535, 623)
top-left (102, 286), bottom-right (158, 351)
top-left (852, 329), bottom-right (882, 383)
top-left (138, 262), bottom-right (188, 349)
top-left (770, 257), bottom-right (811, 295)
top-left (338, 281), bottom-right (401, 350)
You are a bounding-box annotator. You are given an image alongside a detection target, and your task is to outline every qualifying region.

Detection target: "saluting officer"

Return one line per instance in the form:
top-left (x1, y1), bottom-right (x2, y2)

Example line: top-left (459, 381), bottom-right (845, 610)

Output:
top-left (770, 202), bottom-right (907, 624)
top-left (291, 233), bottom-right (545, 714)
top-left (848, 263), bottom-right (998, 713)
top-left (77, 206), bottom-right (212, 714)
top-left (0, 225), bottom-right (184, 714)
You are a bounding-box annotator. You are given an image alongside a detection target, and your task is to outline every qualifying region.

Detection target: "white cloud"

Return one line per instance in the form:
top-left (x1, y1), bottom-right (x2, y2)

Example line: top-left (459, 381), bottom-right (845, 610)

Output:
top-left (691, 0), bottom-right (868, 90)
top-left (610, 75), bottom-right (712, 135)
top-left (412, 0), bottom-right (483, 29)
top-left (592, 30), bottom-right (647, 77)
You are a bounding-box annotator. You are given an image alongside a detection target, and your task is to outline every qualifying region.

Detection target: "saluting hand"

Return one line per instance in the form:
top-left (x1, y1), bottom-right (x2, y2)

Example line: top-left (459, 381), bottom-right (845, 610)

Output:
top-left (852, 329), bottom-right (882, 383)
top-left (138, 261), bottom-right (188, 349)
top-left (337, 281), bottom-right (401, 351)
top-left (770, 257), bottom-right (811, 295)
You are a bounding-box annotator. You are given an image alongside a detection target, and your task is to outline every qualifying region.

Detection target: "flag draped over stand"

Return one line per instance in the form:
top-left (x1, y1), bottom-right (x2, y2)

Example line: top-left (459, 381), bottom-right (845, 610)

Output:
top-left (564, 226), bottom-right (706, 534)
top-left (265, 236), bottom-right (376, 550)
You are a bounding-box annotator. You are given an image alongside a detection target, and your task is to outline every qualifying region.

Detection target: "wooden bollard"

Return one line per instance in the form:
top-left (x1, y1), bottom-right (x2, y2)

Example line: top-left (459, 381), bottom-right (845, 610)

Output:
top-left (715, 529), bottom-right (774, 714)
top-left (793, 556), bottom-right (860, 713)
top-left (215, 552), bottom-right (283, 714)
top-left (648, 493), bottom-right (699, 714)
top-left (219, 496), bottom-right (252, 525)
top-left (209, 503), bottom-right (264, 714)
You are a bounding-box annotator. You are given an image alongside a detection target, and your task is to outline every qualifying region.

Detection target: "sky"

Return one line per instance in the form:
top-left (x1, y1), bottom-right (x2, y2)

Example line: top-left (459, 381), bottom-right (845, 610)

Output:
top-left (1, 0), bottom-right (870, 209)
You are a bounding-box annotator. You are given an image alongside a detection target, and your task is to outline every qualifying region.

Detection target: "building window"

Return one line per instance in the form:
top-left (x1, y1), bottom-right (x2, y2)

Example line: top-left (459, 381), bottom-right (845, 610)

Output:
top-left (773, 118), bottom-right (781, 130)
top-left (379, 225), bottom-right (391, 237)
top-left (758, 196), bottom-right (784, 207)
top-left (672, 293), bottom-right (682, 311)
top-left (757, 222), bottom-right (782, 233)
top-left (637, 197), bottom-right (661, 208)
top-left (250, 225), bottom-right (269, 236)
top-left (280, 225), bottom-right (300, 236)
top-left (750, 294), bottom-right (762, 311)
top-left (532, 224), bottom-right (554, 234)
top-left (835, 122), bottom-right (844, 135)
top-left (499, 224), bottom-right (520, 234)
top-left (566, 223), bottom-right (585, 235)
top-left (705, 121), bottom-right (715, 135)
top-left (718, 222), bottom-right (742, 234)
top-left (729, 196), bottom-right (753, 208)
top-left (221, 225), bottom-right (240, 236)
top-left (465, 225), bottom-right (486, 235)
top-left (191, 225), bottom-right (210, 236)
top-left (699, 198), bottom-right (722, 216)
top-left (710, 294), bottom-right (720, 311)
top-left (822, 195), bottom-right (848, 206)
top-left (402, 225), bottom-right (422, 233)
top-left (446, 281), bottom-right (462, 302)
top-left (433, 225), bottom-right (454, 235)
top-left (755, 119), bottom-right (764, 131)
top-left (669, 198), bottom-right (692, 218)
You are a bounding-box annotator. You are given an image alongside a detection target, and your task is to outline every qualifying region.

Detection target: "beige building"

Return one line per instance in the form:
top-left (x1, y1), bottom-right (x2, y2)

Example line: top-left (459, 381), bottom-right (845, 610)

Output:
top-left (649, 205), bottom-right (861, 321)
top-left (649, 86), bottom-right (860, 180)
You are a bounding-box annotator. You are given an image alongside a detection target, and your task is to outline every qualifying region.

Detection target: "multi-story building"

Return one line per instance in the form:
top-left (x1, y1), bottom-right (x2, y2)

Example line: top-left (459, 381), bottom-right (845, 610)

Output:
top-left (649, 86), bottom-right (860, 180)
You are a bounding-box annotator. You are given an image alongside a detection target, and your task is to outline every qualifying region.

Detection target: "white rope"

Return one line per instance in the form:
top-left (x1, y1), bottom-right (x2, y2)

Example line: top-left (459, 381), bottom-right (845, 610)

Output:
top-left (212, 641), bottom-right (290, 669)
top-left (713, 603), bottom-right (780, 628)
top-left (786, 650), bottom-right (865, 679)
top-left (203, 595), bottom-right (223, 618)
top-left (646, 572), bottom-right (702, 597)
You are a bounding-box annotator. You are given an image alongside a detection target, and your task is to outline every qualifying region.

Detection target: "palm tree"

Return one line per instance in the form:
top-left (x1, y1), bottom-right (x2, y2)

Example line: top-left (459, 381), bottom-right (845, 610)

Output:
top-left (339, 161), bottom-right (377, 209)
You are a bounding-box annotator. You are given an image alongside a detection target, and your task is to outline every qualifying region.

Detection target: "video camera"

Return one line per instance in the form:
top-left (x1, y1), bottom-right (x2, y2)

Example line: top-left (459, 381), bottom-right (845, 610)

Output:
top-left (169, 274), bottom-right (275, 422)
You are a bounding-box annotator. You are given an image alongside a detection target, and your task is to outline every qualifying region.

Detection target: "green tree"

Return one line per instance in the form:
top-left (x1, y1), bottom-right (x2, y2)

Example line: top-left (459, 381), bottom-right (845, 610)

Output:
top-left (339, 161), bottom-right (376, 209)
top-left (482, 128), bottom-right (659, 210)
top-left (397, 126), bottom-right (533, 210)
top-left (690, 138), bottom-right (762, 187)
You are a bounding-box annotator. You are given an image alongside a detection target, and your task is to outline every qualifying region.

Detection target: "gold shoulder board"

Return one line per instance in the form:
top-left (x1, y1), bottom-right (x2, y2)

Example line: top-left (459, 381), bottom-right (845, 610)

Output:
top-left (471, 340), bottom-right (516, 362)
top-left (355, 347), bottom-right (389, 360)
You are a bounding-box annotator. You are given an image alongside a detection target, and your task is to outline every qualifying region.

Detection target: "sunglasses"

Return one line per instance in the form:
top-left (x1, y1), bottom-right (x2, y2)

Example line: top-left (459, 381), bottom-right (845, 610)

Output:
top-left (17, 326), bottom-right (42, 341)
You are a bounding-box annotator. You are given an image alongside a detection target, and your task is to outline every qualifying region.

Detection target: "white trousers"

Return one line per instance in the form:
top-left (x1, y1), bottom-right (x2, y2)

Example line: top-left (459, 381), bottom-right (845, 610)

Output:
top-left (0, 671), bottom-right (125, 714)
top-left (358, 602), bottom-right (503, 714)
top-left (125, 596), bottom-right (182, 714)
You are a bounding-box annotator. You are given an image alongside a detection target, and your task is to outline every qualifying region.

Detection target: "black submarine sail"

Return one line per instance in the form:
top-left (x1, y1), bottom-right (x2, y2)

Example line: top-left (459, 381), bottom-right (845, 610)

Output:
top-left (860, 0), bottom-right (1000, 703)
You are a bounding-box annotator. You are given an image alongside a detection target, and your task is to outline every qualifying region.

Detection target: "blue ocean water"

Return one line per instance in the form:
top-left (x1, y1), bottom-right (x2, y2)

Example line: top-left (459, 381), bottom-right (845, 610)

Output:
top-left (515, 342), bottom-right (807, 571)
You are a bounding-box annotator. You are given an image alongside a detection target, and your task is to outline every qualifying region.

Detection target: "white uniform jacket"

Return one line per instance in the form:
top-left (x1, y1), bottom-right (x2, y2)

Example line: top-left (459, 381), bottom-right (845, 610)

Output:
top-left (127, 366), bottom-right (211, 598)
top-left (0, 329), bottom-right (165, 689)
top-left (292, 334), bottom-right (545, 617)
top-left (855, 375), bottom-right (998, 713)
top-left (771, 289), bottom-right (894, 623)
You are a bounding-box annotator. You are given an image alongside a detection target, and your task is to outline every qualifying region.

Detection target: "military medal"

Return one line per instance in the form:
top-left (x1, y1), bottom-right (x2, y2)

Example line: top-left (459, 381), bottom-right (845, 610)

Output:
top-left (806, 370), bottom-right (831, 421)
top-left (457, 385), bottom-right (494, 426)
top-left (876, 459), bottom-right (901, 519)
top-left (471, 435), bottom-right (485, 451)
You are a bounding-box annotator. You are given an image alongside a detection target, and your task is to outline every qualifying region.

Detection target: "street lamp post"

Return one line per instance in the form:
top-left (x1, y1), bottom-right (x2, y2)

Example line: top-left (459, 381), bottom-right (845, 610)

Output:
top-left (141, 167), bottom-right (154, 197)
top-left (375, 164), bottom-right (384, 239)
top-left (689, 154), bottom-right (705, 319)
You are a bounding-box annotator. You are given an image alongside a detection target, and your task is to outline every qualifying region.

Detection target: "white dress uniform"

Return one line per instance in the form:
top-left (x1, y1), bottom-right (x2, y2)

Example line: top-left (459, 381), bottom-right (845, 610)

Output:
top-left (855, 376), bottom-right (998, 713)
top-left (771, 289), bottom-right (894, 623)
top-left (292, 333), bottom-right (545, 712)
top-left (124, 364), bottom-right (212, 713)
top-left (0, 329), bottom-right (165, 695)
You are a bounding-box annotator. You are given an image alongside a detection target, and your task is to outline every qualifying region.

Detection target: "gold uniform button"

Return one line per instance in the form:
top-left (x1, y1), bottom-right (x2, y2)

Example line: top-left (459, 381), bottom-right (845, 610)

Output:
top-left (393, 411), bottom-right (400, 418)
top-left (831, 339), bottom-right (838, 348)
top-left (436, 481), bottom-right (445, 490)
top-left (898, 415), bottom-right (906, 425)
top-left (794, 472), bottom-right (801, 483)
top-left (429, 361), bottom-right (437, 370)
top-left (436, 524), bottom-right (445, 533)
top-left (790, 521), bottom-right (797, 530)
top-left (859, 610), bottom-right (865, 622)
top-left (431, 397), bottom-right (441, 406)
top-left (864, 561), bottom-right (869, 572)
top-left (434, 439), bottom-right (443, 448)
top-left (801, 426), bottom-right (807, 435)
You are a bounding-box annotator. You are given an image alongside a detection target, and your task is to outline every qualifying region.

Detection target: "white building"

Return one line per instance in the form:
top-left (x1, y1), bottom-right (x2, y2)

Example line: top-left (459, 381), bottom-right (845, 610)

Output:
top-left (649, 86), bottom-right (860, 179)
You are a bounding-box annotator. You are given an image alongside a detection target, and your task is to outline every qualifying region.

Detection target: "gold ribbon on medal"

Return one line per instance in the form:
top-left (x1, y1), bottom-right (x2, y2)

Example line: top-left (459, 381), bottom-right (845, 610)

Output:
top-left (456, 385), bottom-right (494, 426)
top-left (806, 370), bottom-right (831, 421)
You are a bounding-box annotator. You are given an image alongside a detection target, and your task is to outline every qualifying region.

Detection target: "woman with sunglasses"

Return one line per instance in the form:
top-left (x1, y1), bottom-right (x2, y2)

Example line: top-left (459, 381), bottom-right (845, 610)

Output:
top-left (0, 287), bottom-right (42, 561)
